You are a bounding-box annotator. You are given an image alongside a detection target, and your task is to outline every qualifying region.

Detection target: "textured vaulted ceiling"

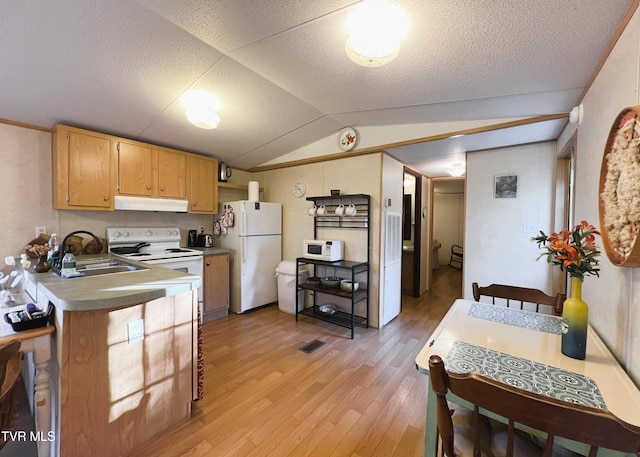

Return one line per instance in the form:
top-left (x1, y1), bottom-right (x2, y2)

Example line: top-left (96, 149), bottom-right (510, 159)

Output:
top-left (0, 0), bottom-right (633, 176)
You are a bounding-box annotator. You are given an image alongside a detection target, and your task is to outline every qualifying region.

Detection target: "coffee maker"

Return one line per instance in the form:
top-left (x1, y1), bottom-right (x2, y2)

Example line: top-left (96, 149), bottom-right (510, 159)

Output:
top-left (187, 230), bottom-right (197, 247)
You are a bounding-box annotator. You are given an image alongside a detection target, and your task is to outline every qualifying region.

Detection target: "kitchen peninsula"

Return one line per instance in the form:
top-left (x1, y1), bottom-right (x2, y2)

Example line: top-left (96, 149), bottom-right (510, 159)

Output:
top-left (23, 258), bottom-right (201, 457)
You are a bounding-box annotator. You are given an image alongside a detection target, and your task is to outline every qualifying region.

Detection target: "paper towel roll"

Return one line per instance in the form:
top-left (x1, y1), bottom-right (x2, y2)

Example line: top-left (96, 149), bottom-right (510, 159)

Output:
top-left (248, 181), bottom-right (260, 201)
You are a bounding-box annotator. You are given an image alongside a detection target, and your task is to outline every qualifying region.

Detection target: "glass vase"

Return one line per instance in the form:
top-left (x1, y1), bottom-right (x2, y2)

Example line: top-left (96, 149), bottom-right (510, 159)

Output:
top-left (561, 276), bottom-right (588, 360)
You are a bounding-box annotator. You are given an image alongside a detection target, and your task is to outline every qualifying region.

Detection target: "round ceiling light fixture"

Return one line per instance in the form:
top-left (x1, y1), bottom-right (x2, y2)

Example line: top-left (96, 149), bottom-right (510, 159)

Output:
top-left (345, 0), bottom-right (409, 67)
top-left (448, 162), bottom-right (466, 177)
top-left (181, 90), bottom-right (222, 129)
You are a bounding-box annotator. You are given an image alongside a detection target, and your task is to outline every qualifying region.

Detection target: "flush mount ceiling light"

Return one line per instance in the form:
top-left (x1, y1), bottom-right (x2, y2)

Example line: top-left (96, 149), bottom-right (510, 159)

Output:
top-left (181, 90), bottom-right (222, 129)
top-left (448, 162), bottom-right (466, 177)
top-left (345, 0), bottom-right (409, 67)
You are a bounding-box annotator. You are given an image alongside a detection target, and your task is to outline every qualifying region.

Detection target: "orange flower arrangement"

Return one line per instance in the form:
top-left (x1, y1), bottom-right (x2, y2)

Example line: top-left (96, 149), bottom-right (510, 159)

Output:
top-left (532, 221), bottom-right (601, 281)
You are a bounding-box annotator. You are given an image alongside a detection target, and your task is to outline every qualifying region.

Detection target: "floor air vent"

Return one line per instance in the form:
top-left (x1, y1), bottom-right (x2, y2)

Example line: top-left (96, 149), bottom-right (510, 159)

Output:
top-left (299, 339), bottom-right (325, 354)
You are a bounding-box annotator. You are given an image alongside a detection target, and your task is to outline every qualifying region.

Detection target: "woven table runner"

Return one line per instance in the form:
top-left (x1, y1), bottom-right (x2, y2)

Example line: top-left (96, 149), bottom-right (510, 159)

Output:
top-left (469, 302), bottom-right (563, 335)
top-left (444, 341), bottom-right (606, 409)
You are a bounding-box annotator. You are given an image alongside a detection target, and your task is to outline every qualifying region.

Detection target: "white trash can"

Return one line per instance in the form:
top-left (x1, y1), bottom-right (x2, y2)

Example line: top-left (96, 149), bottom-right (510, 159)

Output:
top-left (276, 261), bottom-right (307, 314)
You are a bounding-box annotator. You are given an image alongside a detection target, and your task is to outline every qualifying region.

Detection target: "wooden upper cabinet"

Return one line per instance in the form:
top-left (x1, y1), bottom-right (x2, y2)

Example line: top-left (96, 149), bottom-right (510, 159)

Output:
top-left (116, 140), bottom-right (155, 197)
top-left (157, 148), bottom-right (188, 199)
top-left (116, 142), bottom-right (189, 200)
top-left (52, 124), bottom-right (217, 211)
top-left (189, 156), bottom-right (218, 214)
top-left (53, 125), bottom-right (114, 210)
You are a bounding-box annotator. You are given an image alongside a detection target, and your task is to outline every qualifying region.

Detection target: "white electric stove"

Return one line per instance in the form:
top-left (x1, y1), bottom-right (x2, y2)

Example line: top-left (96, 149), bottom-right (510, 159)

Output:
top-left (106, 227), bottom-right (203, 303)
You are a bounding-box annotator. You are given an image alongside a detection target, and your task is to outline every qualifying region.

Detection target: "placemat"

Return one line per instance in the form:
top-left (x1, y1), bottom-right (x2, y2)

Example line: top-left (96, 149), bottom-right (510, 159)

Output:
top-left (469, 302), bottom-right (563, 334)
top-left (444, 341), bottom-right (607, 409)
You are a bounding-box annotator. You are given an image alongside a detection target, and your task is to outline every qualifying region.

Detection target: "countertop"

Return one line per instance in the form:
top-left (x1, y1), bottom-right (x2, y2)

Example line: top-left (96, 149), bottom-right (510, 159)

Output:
top-left (24, 255), bottom-right (201, 312)
top-left (192, 247), bottom-right (232, 255)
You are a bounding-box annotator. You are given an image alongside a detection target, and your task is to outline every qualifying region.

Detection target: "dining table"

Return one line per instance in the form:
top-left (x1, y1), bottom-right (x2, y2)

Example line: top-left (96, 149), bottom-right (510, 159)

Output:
top-left (415, 299), bottom-right (640, 457)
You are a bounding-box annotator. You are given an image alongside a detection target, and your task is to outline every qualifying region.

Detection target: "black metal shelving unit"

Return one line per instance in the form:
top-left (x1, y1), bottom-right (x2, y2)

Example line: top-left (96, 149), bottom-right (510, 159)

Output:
top-left (295, 194), bottom-right (370, 339)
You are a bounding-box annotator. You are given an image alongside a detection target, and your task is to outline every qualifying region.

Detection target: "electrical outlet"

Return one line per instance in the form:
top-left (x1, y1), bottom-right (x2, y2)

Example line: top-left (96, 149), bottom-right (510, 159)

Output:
top-left (198, 225), bottom-right (205, 233)
top-left (35, 226), bottom-right (47, 238)
top-left (128, 319), bottom-right (144, 343)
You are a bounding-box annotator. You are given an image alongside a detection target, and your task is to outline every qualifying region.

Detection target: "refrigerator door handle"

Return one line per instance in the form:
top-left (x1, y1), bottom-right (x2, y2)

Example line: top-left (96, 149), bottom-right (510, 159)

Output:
top-left (241, 237), bottom-right (246, 263)
top-left (241, 209), bottom-right (247, 236)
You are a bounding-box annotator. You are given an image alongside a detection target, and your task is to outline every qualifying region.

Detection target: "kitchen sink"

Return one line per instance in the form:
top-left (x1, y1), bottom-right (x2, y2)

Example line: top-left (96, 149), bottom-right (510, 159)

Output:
top-left (76, 264), bottom-right (146, 276)
top-left (54, 258), bottom-right (148, 278)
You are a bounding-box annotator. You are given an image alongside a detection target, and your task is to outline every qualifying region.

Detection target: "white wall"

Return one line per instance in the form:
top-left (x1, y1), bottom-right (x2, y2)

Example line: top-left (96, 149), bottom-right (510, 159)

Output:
top-left (464, 142), bottom-right (558, 299)
top-left (433, 192), bottom-right (464, 267)
top-left (254, 154), bottom-right (383, 328)
top-left (565, 7), bottom-right (640, 379)
top-left (0, 124), bottom-right (58, 259)
top-left (261, 118), bottom-right (528, 166)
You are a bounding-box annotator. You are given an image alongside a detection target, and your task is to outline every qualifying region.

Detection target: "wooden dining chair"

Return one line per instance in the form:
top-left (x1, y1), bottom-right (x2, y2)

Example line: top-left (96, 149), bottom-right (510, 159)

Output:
top-left (429, 354), bottom-right (640, 457)
top-left (449, 245), bottom-right (463, 270)
top-left (472, 282), bottom-right (565, 316)
top-left (0, 340), bottom-right (22, 450)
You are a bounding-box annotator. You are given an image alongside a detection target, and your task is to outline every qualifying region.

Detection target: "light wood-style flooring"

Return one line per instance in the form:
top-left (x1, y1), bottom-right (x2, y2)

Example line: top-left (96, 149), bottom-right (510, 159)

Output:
top-left (130, 267), bottom-right (461, 457)
top-left (7, 267), bottom-right (461, 457)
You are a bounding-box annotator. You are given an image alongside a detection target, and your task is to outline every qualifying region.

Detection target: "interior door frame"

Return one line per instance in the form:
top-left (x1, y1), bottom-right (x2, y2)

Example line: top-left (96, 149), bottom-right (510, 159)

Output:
top-left (403, 167), bottom-right (422, 297)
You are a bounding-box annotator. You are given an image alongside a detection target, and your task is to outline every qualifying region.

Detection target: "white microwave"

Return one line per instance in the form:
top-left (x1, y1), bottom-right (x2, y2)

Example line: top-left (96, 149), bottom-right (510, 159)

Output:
top-left (303, 239), bottom-right (344, 262)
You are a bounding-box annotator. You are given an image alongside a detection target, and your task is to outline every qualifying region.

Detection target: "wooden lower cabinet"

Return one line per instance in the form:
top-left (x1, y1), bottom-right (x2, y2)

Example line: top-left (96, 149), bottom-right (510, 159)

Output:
top-left (59, 291), bottom-right (197, 457)
top-left (203, 253), bottom-right (229, 322)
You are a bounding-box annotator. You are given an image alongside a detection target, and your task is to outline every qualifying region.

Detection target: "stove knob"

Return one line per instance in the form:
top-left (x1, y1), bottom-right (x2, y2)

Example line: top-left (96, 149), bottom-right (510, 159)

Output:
top-left (146, 230), bottom-right (153, 237)
top-left (122, 231), bottom-right (129, 237)
top-left (172, 229), bottom-right (179, 236)
top-left (114, 231), bottom-right (121, 238)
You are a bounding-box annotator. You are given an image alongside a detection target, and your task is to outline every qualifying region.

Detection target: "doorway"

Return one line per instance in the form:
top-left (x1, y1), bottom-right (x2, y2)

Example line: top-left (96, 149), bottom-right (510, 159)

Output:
top-left (401, 168), bottom-right (422, 297)
top-left (432, 178), bottom-right (464, 292)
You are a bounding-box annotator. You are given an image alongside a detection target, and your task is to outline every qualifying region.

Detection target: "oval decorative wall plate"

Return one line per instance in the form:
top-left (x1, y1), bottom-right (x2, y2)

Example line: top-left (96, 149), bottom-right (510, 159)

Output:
top-left (338, 127), bottom-right (357, 151)
top-left (598, 106), bottom-right (640, 266)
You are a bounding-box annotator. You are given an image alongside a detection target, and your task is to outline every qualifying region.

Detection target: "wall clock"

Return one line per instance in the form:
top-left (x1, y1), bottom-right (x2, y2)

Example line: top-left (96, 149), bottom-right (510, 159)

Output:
top-left (598, 105), bottom-right (640, 267)
top-left (292, 180), bottom-right (306, 198)
top-left (338, 127), bottom-right (357, 151)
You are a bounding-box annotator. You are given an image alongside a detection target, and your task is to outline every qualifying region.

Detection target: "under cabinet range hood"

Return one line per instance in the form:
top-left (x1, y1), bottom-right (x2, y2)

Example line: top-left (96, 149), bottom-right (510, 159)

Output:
top-left (114, 196), bottom-right (188, 212)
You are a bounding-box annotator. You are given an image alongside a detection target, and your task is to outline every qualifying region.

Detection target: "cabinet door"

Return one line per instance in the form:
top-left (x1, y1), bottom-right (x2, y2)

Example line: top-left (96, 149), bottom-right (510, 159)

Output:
top-left (157, 149), bottom-right (187, 199)
top-left (116, 140), bottom-right (155, 196)
top-left (203, 253), bottom-right (229, 321)
top-left (54, 127), bottom-right (113, 209)
top-left (189, 156), bottom-right (218, 213)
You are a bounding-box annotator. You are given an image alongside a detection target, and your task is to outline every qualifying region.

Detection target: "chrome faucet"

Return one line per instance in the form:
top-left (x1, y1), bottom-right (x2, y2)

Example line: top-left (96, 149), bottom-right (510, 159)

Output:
top-left (52, 231), bottom-right (103, 270)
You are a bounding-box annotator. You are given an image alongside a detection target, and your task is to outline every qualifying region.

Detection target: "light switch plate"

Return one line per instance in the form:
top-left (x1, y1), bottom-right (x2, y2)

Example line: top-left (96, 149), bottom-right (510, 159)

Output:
top-left (128, 319), bottom-right (144, 343)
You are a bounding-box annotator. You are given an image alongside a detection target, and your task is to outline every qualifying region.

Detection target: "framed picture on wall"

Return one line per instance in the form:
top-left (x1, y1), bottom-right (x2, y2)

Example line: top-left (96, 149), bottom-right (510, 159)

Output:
top-left (494, 174), bottom-right (517, 198)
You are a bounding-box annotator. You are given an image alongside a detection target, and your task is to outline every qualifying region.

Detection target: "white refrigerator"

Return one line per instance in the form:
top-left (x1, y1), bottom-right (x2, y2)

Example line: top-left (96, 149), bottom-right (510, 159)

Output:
top-left (219, 201), bottom-right (282, 313)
